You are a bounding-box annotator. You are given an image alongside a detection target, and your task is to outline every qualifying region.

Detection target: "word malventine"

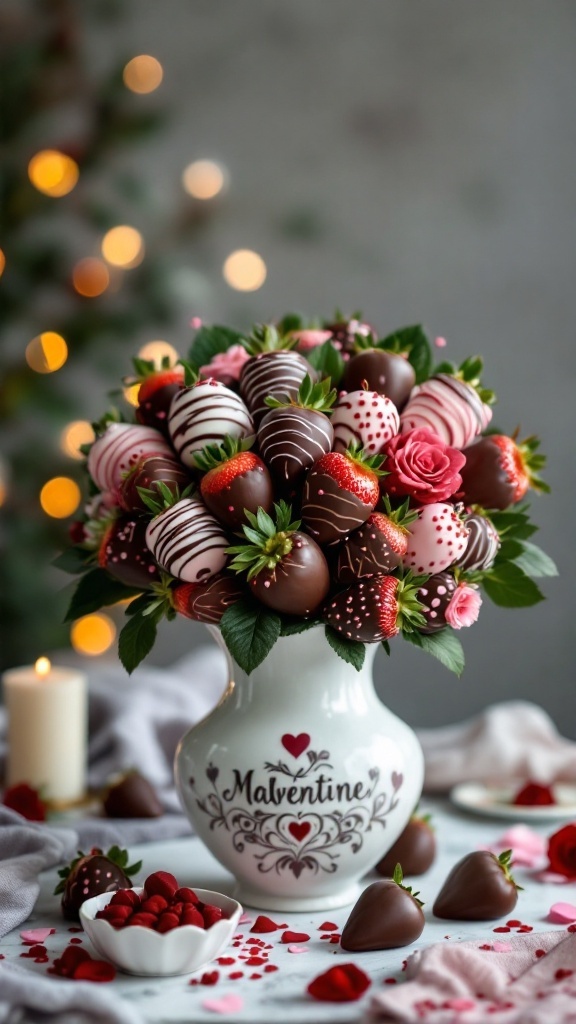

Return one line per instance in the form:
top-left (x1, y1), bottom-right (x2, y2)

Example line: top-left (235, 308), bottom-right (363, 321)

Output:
top-left (221, 770), bottom-right (376, 807)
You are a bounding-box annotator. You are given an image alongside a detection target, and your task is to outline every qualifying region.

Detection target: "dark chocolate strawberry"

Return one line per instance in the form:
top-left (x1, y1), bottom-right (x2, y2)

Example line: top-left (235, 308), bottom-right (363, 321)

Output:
top-left (433, 849), bottom-right (520, 920)
top-left (103, 771), bottom-right (163, 819)
top-left (335, 498), bottom-right (417, 583)
top-left (55, 846), bottom-right (142, 921)
top-left (98, 514), bottom-right (160, 588)
top-left (227, 500), bottom-right (330, 616)
top-left (342, 349), bottom-right (415, 410)
top-left (195, 437), bottom-right (274, 530)
top-left (375, 814), bottom-right (436, 877)
top-left (324, 573), bottom-right (426, 643)
top-left (239, 324), bottom-right (314, 426)
top-left (341, 866), bottom-right (425, 951)
top-left (172, 573), bottom-right (245, 624)
top-left (415, 570), bottom-right (457, 633)
top-left (459, 434), bottom-right (549, 510)
top-left (258, 375), bottom-right (336, 488)
top-left (455, 510), bottom-right (501, 571)
top-left (127, 357), bottom-right (186, 434)
top-left (301, 445), bottom-right (383, 547)
top-left (119, 453), bottom-right (192, 513)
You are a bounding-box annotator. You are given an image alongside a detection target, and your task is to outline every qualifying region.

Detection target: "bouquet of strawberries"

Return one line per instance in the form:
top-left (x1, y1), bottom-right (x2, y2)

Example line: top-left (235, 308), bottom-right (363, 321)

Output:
top-left (60, 316), bottom-right (555, 675)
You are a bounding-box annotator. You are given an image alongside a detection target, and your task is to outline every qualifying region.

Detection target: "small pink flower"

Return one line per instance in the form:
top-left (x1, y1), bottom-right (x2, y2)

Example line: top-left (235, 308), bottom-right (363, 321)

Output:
top-left (435, 336), bottom-right (447, 348)
top-left (199, 344), bottom-right (250, 384)
top-left (383, 428), bottom-right (466, 504)
top-left (445, 583), bottom-right (482, 629)
top-left (290, 329), bottom-right (332, 353)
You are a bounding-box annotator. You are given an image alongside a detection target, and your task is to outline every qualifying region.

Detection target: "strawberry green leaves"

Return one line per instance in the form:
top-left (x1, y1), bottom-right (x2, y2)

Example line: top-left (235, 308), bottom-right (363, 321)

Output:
top-left (220, 599), bottom-right (282, 674)
top-left (377, 325), bottom-right (433, 384)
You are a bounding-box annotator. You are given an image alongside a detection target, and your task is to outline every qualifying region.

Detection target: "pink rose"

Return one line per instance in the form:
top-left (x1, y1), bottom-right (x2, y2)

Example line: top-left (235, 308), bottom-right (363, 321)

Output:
top-left (290, 329), bottom-right (333, 353)
top-left (199, 344), bottom-right (250, 385)
top-left (382, 428), bottom-right (466, 504)
top-left (445, 583), bottom-right (482, 629)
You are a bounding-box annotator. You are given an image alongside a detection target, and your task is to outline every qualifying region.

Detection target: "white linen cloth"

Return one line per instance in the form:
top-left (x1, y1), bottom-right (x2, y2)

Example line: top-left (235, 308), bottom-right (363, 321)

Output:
top-left (0, 962), bottom-right (145, 1024)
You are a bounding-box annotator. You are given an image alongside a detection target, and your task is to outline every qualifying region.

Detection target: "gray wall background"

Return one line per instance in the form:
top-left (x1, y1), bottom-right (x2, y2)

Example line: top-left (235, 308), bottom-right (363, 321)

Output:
top-left (85, 1), bottom-right (574, 733)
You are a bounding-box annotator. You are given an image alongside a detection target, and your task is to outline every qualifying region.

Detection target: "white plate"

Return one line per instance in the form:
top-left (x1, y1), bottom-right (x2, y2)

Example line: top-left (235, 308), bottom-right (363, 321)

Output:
top-left (450, 781), bottom-right (576, 821)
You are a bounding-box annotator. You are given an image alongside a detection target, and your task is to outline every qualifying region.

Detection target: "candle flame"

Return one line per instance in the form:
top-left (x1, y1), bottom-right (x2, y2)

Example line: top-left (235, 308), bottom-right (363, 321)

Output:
top-left (35, 657), bottom-right (51, 678)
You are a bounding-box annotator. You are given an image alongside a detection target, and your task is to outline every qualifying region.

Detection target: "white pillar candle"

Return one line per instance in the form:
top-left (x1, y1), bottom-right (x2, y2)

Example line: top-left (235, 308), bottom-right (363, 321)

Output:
top-left (3, 657), bottom-right (87, 803)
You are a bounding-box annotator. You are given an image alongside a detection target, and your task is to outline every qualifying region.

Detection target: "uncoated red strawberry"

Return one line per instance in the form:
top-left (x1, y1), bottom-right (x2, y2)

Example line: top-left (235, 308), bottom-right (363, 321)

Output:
top-left (402, 503), bottom-right (469, 575)
top-left (324, 574), bottom-right (425, 643)
top-left (301, 447), bottom-right (382, 546)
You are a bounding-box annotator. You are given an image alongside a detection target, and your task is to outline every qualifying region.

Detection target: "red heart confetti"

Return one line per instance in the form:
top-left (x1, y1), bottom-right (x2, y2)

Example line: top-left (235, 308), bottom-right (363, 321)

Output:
top-left (245, 956), bottom-right (268, 966)
top-left (318, 921), bottom-right (338, 931)
top-left (264, 964), bottom-right (279, 973)
top-left (535, 949), bottom-right (546, 959)
top-left (229, 971), bottom-right (244, 979)
top-left (281, 733), bottom-right (310, 758)
top-left (216, 956), bottom-right (236, 965)
top-left (307, 963), bottom-right (371, 1003)
top-left (281, 930), bottom-right (311, 944)
top-left (200, 971), bottom-right (219, 985)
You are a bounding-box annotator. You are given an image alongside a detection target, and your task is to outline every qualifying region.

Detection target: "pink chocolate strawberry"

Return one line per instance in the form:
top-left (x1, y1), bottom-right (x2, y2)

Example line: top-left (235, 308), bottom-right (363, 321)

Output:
top-left (459, 434), bottom-right (549, 510)
top-left (98, 514), bottom-right (160, 588)
top-left (323, 573), bottom-right (426, 643)
top-left (87, 422), bottom-right (174, 496)
top-left (402, 502), bottom-right (469, 575)
top-left (335, 499), bottom-right (417, 583)
top-left (227, 500), bottom-right (330, 616)
top-left (195, 437), bottom-right (274, 530)
top-left (172, 573), bottom-right (245, 624)
top-left (331, 386), bottom-right (399, 456)
top-left (400, 359), bottom-right (494, 449)
top-left (301, 445), bottom-right (383, 547)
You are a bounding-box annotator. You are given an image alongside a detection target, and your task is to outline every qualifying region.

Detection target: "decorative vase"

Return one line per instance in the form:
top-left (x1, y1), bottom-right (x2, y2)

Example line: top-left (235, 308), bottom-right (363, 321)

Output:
top-left (175, 626), bottom-right (424, 911)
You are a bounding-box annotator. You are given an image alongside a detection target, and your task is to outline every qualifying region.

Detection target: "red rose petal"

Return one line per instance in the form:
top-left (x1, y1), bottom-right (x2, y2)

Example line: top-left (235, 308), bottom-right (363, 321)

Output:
top-left (229, 971), bottom-right (244, 979)
top-left (506, 919), bottom-right (522, 927)
top-left (200, 970), bottom-right (219, 985)
top-left (493, 927), bottom-right (511, 933)
top-left (307, 963), bottom-right (371, 1003)
top-left (73, 960), bottom-right (116, 983)
top-left (535, 949), bottom-right (546, 958)
top-left (264, 964), bottom-right (279, 973)
top-left (555, 969), bottom-right (573, 980)
top-left (249, 973), bottom-right (262, 980)
top-left (245, 956), bottom-right (268, 966)
top-left (318, 921), bottom-right (338, 931)
top-left (250, 915), bottom-right (282, 933)
top-left (281, 930), bottom-right (311, 944)
top-left (216, 956), bottom-right (236, 965)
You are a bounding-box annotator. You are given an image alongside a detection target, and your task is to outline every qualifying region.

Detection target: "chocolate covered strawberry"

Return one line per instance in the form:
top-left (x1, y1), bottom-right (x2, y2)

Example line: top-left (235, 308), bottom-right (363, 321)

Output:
top-left (400, 358), bottom-right (494, 449)
top-left (143, 488), bottom-right (229, 583)
top-left (301, 445), bottom-right (383, 546)
top-left (455, 510), bottom-right (500, 571)
top-left (415, 570), bottom-right (457, 633)
top-left (99, 514), bottom-right (160, 588)
top-left (195, 437), bottom-right (274, 530)
top-left (172, 573), bottom-right (245, 624)
top-left (257, 375), bottom-right (336, 488)
top-left (119, 453), bottom-right (192, 513)
top-left (227, 500), bottom-right (330, 616)
top-left (403, 502), bottom-right (469, 575)
top-left (324, 572), bottom-right (426, 643)
top-left (55, 846), bottom-right (141, 921)
top-left (125, 356), bottom-right (186, 434)
top-left (168, 377), bottom-right (254, 468)
top-left (376, 814), bottom-right (436, 877)
top-left (332, 385), bottom-right (399, 456)
top-left (342, 349), bottom-right (416, 410)
top-left (87, 422), bottom-right (174, 496)
top-left (335, 498), bottom-right (417, 583)
top-left (341, 866), bottom-right (425, 950)
top-left (433, 849), bottom-right (520, 920)
top-left (324, 316), bottom-right (377, 356)
top-left (459, 434), bottom-right (549, 510)
top-left (239, 323), bottom-right (315, 426)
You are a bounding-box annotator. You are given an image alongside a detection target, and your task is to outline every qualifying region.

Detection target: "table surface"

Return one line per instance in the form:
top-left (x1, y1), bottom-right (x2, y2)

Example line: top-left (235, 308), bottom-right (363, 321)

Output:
top-left (1, 797), bottom-right (571, 1024)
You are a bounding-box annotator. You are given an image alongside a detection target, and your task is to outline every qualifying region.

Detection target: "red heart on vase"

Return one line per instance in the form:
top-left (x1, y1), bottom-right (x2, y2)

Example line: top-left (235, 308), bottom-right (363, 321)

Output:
top-left (281, 733), bottom-right (310, 758)
top-left (288, 821), bottom-right (311, 842)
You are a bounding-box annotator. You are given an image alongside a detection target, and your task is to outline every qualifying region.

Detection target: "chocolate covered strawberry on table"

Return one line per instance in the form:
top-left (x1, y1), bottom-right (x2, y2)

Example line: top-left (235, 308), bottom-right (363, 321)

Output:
top-left (60, 315), bottom-right (554, 678)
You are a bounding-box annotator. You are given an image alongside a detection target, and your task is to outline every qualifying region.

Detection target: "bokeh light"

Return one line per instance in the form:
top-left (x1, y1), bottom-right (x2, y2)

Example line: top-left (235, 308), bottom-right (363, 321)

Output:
top-left (123, 383), bottom-right (141, 407)
top-left (137, 340), bottom-right (179, 365)
top-left (40, 476), bottom-right (81, 518)
top-left (60, 420), bottom-right (95, 459)
top-left (223, 249), bottom-right (267, 291)
top-left (26, 332), bottom-right (68, 373)
top-left (71, 613), bottom-right (116, 656)
top-left (72, 257), bottom-right (110, 297)
top-left (123, 55), bottom-right (163, 94)
top-left (101, 226), bottom-right (145, 268)
top-left (0, 248), bottom-right (5, 277)
top-left (182, 160), bottom-right (227, 200)
top-left (28, 150), bottom-right (79, 197)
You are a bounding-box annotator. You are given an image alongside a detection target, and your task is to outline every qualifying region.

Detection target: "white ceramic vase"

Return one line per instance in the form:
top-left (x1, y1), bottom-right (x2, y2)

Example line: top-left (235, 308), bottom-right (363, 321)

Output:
top-left (175, 626), bottom-right (424, 911)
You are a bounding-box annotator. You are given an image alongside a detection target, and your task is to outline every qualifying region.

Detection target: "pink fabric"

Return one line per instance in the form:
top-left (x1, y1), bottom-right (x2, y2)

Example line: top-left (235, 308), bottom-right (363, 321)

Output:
top-left (418, 701), bottom-right (576, 793)
top-left (367, 930), bottom-right (576, 1023)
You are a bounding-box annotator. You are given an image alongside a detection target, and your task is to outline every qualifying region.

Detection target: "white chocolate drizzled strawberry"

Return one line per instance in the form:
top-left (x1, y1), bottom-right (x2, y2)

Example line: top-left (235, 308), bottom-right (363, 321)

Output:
top-left (239, 351), bottom-right (312, 425)
top-left (168, 379), bottom-right (254, 468)
top-left (402, 502), bottom-right (469, 574)
top-left (145, 496), bottom-right (229, 583)
top-left (332, 390), bottom-right (399, 456)
top-left (400, 374), bottom-right (492, 450)
top-left (87, 423), bottom-right (173, 495)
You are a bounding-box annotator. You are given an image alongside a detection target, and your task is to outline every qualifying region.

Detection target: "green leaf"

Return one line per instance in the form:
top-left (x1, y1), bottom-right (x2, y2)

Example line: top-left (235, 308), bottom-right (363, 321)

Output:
top-left (488, 508), bottom-right (538, 541)
top-left (495, 538), bottom-right (525, 562)
top-left (53, 547), bottom-right (94, 574)
top-left (118, 607), bottom-right (162, 674)
top-left (379, 325), bottom-right (432, 384)
top-left (324, 626), bottom-right (366, 671)
top-left (482, 562), bottom-right (545, 607)
top-left (188, 325), bottom-right (246, 369)
top-left (404, 629), bottom-right (465, 677)
top-left (381, 640), bottom-right (391, 656)
top-left (306, 340), bottom-right (345, 385)
top-left (280, 618), bottom-right (320, 636)
top-left (220, 599), bottom-right (282, 674)
top-left (64, 570), bottom-right (141, 622)
top-left (513, 541), bottom-right (558, 579)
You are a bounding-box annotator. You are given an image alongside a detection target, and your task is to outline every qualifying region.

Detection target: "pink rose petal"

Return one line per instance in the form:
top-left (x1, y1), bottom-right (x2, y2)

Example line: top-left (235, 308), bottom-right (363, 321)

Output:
top-left (287, 944), bottom-right (309, 954)
top-left (20, 928), bottom-right (55, 944)
top-left (492, 942), bottom-right (513, 952)
top-left (202, 994), bottom-right (244, 1014)
top-left (549, 902), bottom-right (576, 923)
top-left (535, 870), bottom-right (572, 884)
top-left (486, 825), bottom-right (547, 868)
top-left (238, 913), bottom-right (252, 925)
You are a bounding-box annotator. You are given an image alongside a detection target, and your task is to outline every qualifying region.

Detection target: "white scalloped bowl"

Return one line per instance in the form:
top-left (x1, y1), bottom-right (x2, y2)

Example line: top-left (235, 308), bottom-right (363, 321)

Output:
top-left (79, 887), bottom-right (242, 976)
